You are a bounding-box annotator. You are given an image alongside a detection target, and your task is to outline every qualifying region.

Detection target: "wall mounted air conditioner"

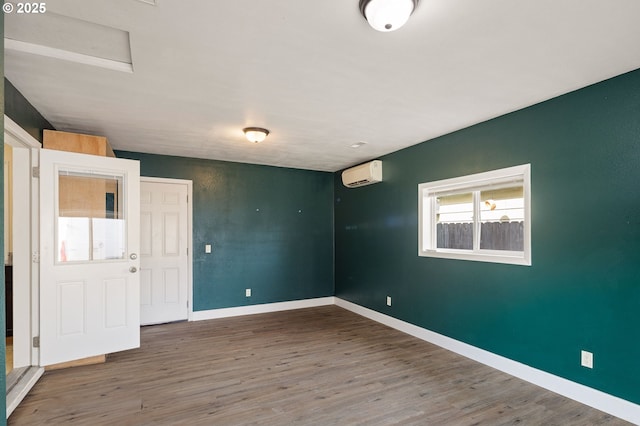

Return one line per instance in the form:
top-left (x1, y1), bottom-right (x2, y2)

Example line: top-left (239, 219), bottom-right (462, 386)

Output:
top-left (341, 160), bottom-right (383, 188)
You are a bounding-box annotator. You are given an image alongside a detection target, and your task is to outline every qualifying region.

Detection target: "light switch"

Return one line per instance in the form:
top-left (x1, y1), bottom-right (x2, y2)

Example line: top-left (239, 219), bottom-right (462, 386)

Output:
top-left (205, 244), bottom-right (212, 253)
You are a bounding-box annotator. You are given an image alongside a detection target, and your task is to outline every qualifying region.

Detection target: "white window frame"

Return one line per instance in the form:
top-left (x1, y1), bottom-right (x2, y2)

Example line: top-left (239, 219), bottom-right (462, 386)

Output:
top-left (418, 164), bottom-right (531, 266)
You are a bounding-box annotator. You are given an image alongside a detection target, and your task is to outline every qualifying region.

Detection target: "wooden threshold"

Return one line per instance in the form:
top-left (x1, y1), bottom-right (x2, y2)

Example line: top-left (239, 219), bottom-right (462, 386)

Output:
top-left (44, 354), bottom-right (106, 371)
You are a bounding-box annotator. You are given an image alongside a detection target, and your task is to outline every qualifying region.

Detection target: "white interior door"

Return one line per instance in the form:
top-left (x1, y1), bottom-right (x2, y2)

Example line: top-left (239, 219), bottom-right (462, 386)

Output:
top-left (39, 149), bottom-right (140, 366)
top-left (140, 179), bottom-right (189, 325)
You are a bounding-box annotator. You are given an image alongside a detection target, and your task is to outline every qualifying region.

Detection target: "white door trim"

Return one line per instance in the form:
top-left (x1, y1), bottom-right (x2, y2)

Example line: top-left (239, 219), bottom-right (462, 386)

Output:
top-left (4, 115), bottom-right (43, 417)
top-left (4, 115), bottom-right (40, 367)
top-left (140, 176), bottom-right (193, 321)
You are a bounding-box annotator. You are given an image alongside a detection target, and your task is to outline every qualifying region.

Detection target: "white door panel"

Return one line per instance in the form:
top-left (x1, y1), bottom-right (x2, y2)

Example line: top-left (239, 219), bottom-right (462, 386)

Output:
top-left (140, 180), bottom-right (189, 325)
top-left (40, 149), bottom-right (140, 366)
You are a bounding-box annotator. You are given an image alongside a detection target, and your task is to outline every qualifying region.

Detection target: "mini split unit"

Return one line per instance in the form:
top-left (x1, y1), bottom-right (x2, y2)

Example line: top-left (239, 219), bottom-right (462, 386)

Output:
top-left (341, 160), bottom-right (383, 188)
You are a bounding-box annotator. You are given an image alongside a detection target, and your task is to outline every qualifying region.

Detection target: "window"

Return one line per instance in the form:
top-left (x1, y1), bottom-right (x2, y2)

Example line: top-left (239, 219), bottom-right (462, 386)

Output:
top-left (418, 164), bottom-right (531, 265)
top-left (57, 170), bottom-right (126, 263)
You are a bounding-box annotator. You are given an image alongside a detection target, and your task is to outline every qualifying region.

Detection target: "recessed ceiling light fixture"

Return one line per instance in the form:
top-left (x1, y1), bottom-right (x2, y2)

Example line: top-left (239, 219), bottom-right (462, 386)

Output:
top-left (243, 127), bottom-right (270, 143)
top-left (359, 0), bottom-right (418, 32)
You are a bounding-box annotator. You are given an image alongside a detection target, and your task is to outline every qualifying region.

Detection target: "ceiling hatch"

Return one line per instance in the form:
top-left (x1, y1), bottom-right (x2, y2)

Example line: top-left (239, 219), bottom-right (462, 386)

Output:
top-left (5, 11), bottom-right (133, 73)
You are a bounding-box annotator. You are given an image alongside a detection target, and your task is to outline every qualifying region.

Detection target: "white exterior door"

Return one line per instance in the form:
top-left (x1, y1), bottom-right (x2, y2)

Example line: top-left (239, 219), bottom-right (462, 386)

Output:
top-left (39, 149), bottom-right (140, 366)
top-left (140, 179), bottom-right (190, 325)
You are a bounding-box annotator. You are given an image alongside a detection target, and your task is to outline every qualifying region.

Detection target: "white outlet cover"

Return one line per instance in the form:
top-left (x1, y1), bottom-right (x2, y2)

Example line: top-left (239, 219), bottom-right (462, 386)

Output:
top-left (386, 296), bottom-right (392, 306)
top-left (246, 288), bottom-right (251, 297)
top-left (205, 244), bottom-right (212, 253)
top-left (581, 350), bottom-right (593, 368)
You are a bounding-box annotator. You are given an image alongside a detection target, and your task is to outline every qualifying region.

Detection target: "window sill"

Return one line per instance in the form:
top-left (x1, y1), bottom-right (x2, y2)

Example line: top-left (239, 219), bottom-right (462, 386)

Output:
top-left (419, 249), bottom-right (531, 266)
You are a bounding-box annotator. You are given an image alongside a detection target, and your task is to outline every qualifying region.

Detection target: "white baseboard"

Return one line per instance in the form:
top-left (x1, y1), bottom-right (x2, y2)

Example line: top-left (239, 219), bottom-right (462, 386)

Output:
top-left (335, 298), bottom-right (640, 425)
top-left (191, 297), bottom-right (335, 321)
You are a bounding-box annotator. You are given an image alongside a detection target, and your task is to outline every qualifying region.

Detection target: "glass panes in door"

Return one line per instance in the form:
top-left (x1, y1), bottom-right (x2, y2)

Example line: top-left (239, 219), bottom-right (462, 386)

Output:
top-left (56, 170), bottom-right (126, 262)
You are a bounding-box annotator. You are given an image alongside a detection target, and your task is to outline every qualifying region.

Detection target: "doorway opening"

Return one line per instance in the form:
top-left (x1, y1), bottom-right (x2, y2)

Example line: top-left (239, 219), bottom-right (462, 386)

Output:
top-left (4, 116), bottom-right (44, 417)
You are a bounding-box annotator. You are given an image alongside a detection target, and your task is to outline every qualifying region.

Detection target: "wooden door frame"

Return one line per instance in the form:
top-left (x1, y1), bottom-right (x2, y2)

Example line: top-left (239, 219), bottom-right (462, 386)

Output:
top-left (4, 115), bottom-right (44, 417)
top-left (140, 177), bottom-right (193, 321)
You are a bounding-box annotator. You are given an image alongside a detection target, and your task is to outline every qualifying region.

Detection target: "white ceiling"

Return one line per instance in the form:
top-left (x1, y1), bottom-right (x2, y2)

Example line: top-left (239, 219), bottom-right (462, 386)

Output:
top-left (5, 0), bottom-right (640, 172)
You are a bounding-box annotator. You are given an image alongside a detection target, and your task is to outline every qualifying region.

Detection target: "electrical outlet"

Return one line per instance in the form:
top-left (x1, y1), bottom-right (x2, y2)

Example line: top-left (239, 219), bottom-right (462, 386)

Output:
top-left (386, 296), bottom-right (392, 306)
top-left (246, 288), bottom-right (251, 297)
top-left (205, 244), bottom-right (212, 253)
top-left (581, 350), bottom-right (593, 369)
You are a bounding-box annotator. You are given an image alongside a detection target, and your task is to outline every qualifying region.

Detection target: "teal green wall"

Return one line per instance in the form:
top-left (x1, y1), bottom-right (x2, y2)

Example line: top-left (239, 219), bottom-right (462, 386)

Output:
top-left (0, 14), bottom-right (6, 423)
top-left (334, 68), bottom-right (640, 404)
top-left (4, 78), bottom-right (53, 143)
top-left (115, 152), bottom-right (335, 310)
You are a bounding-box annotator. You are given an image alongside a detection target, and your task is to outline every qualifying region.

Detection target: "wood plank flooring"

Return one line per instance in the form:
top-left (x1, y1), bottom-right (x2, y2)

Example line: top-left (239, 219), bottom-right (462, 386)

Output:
top-left (8, 306), bottom-right (630, 425)
top-left (6, 337), bottom-right (13, 374)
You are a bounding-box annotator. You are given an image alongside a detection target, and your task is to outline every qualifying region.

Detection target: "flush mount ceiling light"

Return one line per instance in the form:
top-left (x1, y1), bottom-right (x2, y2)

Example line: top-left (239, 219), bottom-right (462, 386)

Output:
top-left (243, 127), bottom-right (270, 143)
top-left (359, 0), bottom-right (418, 32)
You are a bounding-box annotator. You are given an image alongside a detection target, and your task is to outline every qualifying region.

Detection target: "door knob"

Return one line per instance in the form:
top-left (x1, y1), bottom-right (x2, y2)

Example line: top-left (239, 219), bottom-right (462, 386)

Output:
top-left (129, 266), bottom-right (137, 273)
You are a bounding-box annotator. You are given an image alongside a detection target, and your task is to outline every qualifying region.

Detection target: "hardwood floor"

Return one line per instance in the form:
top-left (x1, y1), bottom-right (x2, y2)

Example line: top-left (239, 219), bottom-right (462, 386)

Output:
top-left (6, 336), bottom-right (13, 374)
top-left (8, 306), bottom-right (630, 425)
